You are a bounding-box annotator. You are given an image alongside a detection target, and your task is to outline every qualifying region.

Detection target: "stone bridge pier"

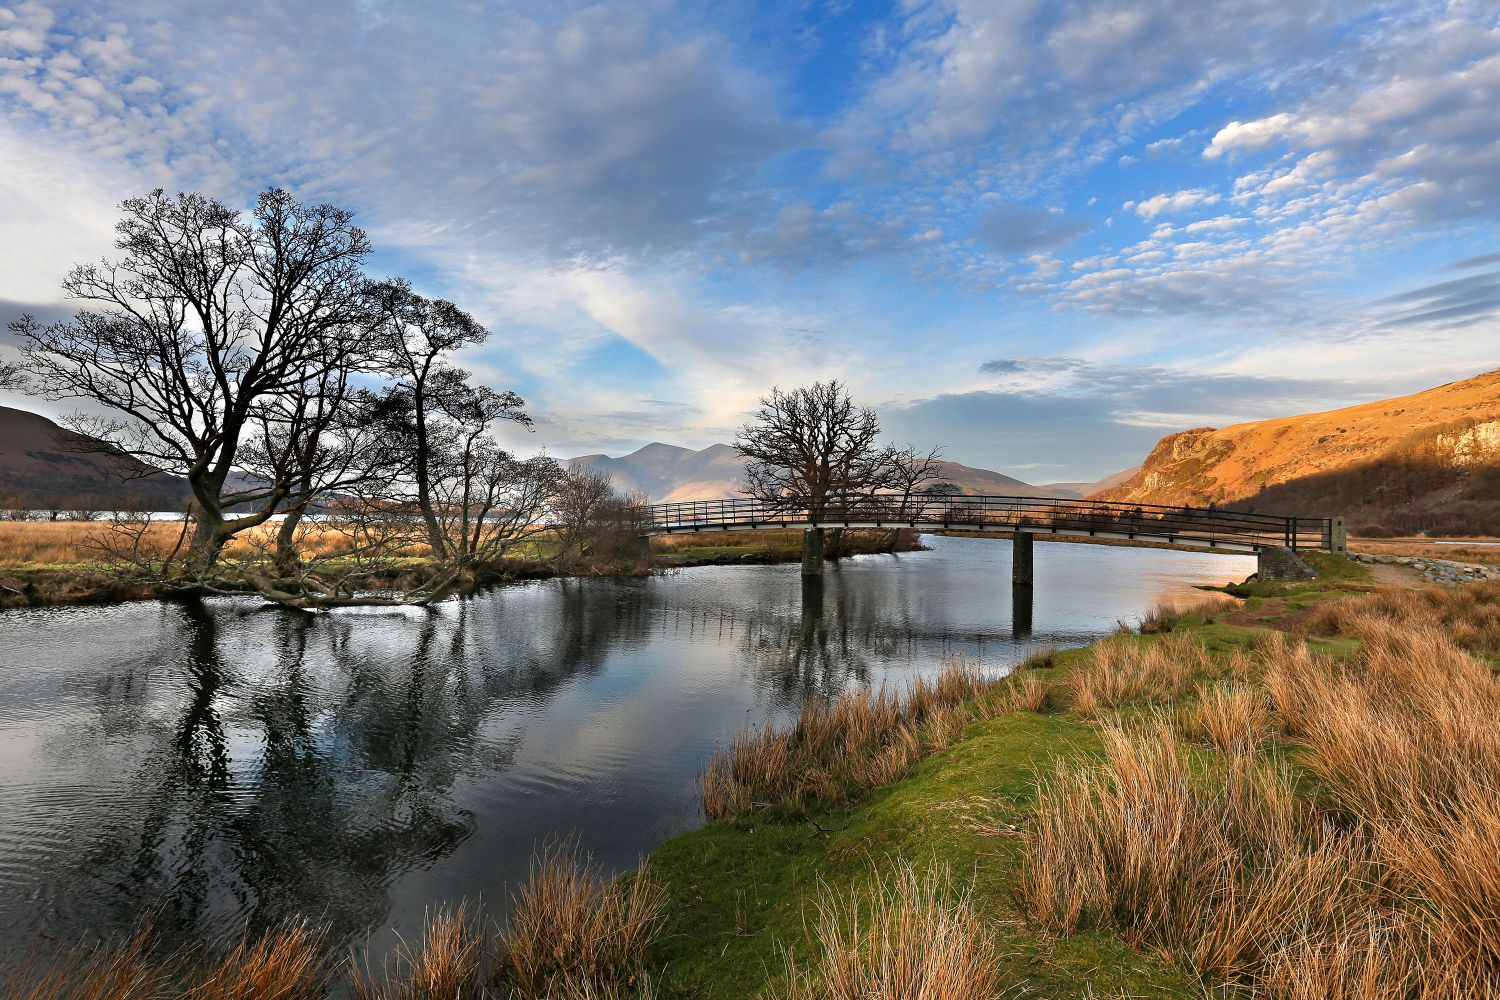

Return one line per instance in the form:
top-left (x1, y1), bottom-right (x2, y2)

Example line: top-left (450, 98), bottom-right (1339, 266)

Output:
top-left (801, 527), bottom-right (824, 577)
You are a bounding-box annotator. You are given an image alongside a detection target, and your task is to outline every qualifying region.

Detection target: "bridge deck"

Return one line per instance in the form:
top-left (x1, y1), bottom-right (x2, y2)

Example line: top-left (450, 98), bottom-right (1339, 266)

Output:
top-left (644, 495), bottom-right (1332, 553)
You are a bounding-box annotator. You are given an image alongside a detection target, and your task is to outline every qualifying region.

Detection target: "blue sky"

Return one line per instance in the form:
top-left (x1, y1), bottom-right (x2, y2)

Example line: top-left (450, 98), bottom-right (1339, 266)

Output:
top-left (1, 0), bottom-right (1497, 481)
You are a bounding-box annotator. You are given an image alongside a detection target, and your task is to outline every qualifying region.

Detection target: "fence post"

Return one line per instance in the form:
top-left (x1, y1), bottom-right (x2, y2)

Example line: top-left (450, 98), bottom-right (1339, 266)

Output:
top-left (1330, 516), bottom-right (1346, 555)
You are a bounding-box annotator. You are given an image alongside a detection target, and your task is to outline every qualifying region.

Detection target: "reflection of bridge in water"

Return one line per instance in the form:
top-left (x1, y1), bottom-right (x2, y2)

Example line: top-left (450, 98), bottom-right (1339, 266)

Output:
top-left (645, 495), bottom-right (1344, 583)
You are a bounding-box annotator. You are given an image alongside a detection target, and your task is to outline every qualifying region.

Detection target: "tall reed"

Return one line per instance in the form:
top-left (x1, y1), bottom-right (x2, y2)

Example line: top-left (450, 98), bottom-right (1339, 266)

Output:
top-left (495, 841), bottom-right (667, 1000)
top-left (770, 863), bottom-right (1005, 1000)
top-left (702, 659), bottom-right (1006, 820)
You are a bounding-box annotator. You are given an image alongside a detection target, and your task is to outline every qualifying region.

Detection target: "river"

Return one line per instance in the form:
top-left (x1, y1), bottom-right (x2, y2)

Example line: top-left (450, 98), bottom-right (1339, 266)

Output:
top-left (0, 534), bottom-right (1252, 959)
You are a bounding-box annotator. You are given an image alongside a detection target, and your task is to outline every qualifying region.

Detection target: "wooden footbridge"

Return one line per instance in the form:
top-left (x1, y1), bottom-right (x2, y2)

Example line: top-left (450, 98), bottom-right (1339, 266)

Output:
top-left (643, 495), bottom-right (1344, 583)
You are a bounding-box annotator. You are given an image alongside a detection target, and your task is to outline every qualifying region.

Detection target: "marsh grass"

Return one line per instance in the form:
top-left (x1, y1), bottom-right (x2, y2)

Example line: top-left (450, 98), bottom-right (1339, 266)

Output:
top-left (1024, 590), bottom-right (1500, 998)
top-left (1137, 593), bottom-right (1239, 634)
top-left (1186, 683), bottom-right (1272, 756)
top-left (346, 905), bottom-right (481, 1000)
top-left (495, 841), bottom-right (667, 1000)
top-left (1065, 633), bottom-right (1218, 717)
top-left (701, 659), bottom-right (1012, 820)
top-left (769, 863), bottom-right (1006, 1000)
top-left (1307, 581), bottom-right (1500, 658)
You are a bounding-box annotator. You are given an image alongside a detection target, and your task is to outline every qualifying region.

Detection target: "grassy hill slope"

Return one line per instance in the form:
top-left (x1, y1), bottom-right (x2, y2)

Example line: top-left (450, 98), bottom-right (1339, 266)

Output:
top-left (1095, 368), bottom-right (1500, 535)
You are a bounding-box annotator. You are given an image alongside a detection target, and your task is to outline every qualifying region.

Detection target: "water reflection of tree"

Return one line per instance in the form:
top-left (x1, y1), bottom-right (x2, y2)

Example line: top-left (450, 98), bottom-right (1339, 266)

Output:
top-left (48, 568), bottom-right (1005, 953)
top-left (59, 579), bottom-right (679, 949)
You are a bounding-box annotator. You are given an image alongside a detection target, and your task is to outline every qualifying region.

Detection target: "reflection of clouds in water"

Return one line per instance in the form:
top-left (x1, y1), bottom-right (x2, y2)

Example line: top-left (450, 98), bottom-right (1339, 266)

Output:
top-left (0, 535), bottom-right (1252, 961)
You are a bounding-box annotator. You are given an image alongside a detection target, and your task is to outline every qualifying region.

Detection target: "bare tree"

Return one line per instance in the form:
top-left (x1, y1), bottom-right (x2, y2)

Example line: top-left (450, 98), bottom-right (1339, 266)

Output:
top-left (734, 380), bottom-right (885, 521)
top-left (881, 444), bottom-right (956, 518)
top-left (550, 467), bottom-right (653, 570)
top-left (551, 466), bottom-right (618, 568)
top-left (13, 189), bottom-right (376, 574)
top-left (368, 280), bottom-right (532, 559)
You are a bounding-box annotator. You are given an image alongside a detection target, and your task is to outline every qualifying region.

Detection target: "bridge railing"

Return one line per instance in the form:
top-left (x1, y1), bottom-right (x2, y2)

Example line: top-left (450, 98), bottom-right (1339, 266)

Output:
top-left (645, 495), bottom-right (1332, 551)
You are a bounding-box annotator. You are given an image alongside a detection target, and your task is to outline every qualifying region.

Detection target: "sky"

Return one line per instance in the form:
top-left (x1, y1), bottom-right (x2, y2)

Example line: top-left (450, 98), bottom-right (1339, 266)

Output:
top-left (0, 0), bottom-right (1497, 483)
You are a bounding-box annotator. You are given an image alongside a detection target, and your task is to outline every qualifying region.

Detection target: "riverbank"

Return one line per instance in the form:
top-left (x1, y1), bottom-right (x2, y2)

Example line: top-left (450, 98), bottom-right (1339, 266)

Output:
top-left (0, 523), bottom-right (922, 608)
top-left (13, 547), bottom-right (1492, 997)
top-left (643, 551), bottom-right (1415, 997)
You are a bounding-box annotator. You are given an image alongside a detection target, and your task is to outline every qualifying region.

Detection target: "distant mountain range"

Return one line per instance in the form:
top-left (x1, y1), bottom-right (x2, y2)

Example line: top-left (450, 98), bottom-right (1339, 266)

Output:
top-left (1096, 367), bottom-right (1500, 536)
top-left (566, 441), bottom-right (1133, 503)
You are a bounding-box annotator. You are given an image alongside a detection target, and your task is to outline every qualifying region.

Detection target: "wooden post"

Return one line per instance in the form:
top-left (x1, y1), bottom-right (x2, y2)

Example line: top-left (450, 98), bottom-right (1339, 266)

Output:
top-left (801, 527), bottom-right (825, 577)
top-left (1012, 531), bottom-right (1034, 586)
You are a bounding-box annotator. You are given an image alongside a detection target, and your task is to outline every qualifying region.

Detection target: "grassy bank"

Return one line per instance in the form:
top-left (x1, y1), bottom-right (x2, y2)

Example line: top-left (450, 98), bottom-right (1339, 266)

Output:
top-left (0, 522), bottom-right (921, 608)
top-left (13, 553), bottom-right (1497, 998)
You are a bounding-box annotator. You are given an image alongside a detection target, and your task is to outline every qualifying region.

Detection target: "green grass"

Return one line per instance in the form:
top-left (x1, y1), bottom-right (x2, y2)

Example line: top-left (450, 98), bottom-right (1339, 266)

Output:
top-left (648, 699), bottom-right (1203, 999)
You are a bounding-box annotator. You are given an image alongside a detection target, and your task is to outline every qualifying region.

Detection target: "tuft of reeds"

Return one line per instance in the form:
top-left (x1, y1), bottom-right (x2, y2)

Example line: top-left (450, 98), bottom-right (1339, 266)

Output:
top-left (1137, 593), bottom-right (1239, 634)
top-left (1066, 633), bottom-right (1215, 717)
top-left (995, 674), bottom-right (1050, 714)
top-left (769, 862), bottom-right (1005, 1000)
top-left (1, 925), bottom-right (175, 1000)
top-left (346, 904), bottom-right (481, 1000)
top-left (1185, 683), bottom-right (1271, 756)
top-left (702, 659), bottom-right (1002, 820)
top-left (495, 841), bottom-right (667, 1000)
top-left (190, 920), bottom-right (328, 999)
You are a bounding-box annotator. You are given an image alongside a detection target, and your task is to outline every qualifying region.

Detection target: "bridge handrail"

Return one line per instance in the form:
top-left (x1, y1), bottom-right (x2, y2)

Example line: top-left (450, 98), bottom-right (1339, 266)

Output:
top-left (643, 494), bottom-right (1332, 551)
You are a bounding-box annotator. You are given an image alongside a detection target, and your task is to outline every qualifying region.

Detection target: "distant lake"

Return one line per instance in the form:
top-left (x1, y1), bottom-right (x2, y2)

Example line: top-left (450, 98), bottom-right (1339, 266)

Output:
top-left (0, 534), bottom-right (1252, 960)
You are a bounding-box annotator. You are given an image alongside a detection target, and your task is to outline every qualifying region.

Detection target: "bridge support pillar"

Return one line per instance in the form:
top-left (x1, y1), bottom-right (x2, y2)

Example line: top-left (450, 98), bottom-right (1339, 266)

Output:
top-left (1012, 532), bottom-right (1034, 586)
top-left (1012, 583), bottom-right (1033, 639)
top-left (801, 527), bottom-right (825, 577)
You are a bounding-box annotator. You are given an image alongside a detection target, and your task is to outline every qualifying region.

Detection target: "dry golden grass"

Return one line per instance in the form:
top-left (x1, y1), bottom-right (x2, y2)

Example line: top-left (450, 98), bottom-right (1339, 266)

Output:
top-left (1136, 592), bottom-right (1239, 634)
top-left (1016, 720), bottom-right (1373, 984)
top-left (0, 519), bottom-right (386, 568)
top-left (1, 848), bottom-right (666, 1000)
top-left (1066, 633), bottom-right (1216, 717)
top-left (1186, 683), bottom-right (1271, 756)
top-left (1308, 581), bottom-right (1500, 658)
top-left (769, 863), bottom-right (1007, 1000)
top-left (702, 658), bottom-right (1007, 820)
top-left (0, 925), bottom-right (175, 1000)
top-left (1025, 588), bottom-right (1500, 998)
top-left (346, 905), bottom-right (481, 1000)
top-left (495, 841), bottom-right (667, 1000)
top-left (1353, 537), bottom-right (1500, 566)
top-left (188, 921), bottom-right (327, 999)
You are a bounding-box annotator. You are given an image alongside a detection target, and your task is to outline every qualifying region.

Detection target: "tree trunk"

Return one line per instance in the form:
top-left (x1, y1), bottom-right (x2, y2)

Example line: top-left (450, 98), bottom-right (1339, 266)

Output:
top-left (188, 515), bottom-right (230, 574)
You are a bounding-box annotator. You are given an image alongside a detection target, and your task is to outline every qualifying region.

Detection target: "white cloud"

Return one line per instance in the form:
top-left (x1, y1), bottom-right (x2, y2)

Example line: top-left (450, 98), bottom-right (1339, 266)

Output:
top-left (1127, 188), bottom-right (1221, 218)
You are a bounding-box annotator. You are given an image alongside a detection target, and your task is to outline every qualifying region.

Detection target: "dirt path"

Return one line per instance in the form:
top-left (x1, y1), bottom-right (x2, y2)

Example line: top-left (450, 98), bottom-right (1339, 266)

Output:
top-left (1366, 561), bottom-right (1427, 587)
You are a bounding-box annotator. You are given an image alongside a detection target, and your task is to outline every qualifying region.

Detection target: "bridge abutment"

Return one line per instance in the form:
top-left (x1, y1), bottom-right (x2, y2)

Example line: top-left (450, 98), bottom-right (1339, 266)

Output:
top-left (1257, 545), bottom-right (1315, 582)
top-left (801, 527), bottom-right (825, 577)
top-left (1012, 532), bottom-right (1034, 586)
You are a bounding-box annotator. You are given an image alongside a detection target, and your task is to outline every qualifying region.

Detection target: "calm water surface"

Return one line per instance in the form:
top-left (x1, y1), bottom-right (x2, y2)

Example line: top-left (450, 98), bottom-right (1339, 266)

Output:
top-left (0, 535), bottom-right (1252, 958)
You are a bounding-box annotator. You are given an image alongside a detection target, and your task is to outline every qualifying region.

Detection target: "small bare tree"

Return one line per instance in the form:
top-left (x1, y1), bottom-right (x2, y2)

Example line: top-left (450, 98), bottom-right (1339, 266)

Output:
top-left (734, 380), bottom-right (885, 521)
top-left (550, 467), bottom-right (653, 570)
